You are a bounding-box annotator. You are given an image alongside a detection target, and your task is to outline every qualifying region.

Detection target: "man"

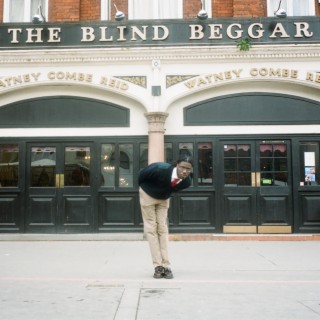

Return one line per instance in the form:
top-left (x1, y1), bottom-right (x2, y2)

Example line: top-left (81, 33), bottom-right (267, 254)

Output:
top-left (138, 156), bottom-right (193, 279)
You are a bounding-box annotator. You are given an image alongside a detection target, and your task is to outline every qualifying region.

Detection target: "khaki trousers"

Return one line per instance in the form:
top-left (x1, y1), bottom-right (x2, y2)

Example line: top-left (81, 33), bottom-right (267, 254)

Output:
top-left (139, 188), bottom-right (170, 268)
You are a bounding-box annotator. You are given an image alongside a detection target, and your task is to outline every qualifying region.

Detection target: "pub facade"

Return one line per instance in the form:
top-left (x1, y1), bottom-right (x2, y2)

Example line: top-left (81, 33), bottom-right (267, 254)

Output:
top-left (0, 0), bottom-right (320, 234)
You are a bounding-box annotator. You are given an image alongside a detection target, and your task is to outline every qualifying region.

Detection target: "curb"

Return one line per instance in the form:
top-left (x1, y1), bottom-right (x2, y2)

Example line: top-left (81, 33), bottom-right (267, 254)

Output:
top-left (0, 233), bottom-right (319, 241)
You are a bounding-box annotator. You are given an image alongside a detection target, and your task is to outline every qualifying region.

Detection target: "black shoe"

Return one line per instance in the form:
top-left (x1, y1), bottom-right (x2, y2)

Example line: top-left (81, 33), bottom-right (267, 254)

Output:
top-left (163, 267), bottom-right (173, 279)
top-left (153, 266), bottom-right (164, 279)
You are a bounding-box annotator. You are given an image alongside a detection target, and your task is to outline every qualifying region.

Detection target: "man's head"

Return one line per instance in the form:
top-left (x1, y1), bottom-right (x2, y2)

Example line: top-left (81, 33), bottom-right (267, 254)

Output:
top-left (176, 156), bottom-right (193, 180)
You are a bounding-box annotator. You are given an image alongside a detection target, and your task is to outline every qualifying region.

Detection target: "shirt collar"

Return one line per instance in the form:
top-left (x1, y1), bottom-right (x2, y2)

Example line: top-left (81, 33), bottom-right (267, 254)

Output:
top-left (171, 168), bottom-right (180, 181)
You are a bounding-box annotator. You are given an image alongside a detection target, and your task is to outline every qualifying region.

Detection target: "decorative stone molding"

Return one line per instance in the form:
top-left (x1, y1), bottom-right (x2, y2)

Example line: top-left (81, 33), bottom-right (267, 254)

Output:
top-left (0, 45), bottom-right (320, 65)
top-left (166, 75), bottom-right (198, 88)
top-left (115, 76), bottom-right (147, 88)
top-left (144, 112), bottom-right (169, 133)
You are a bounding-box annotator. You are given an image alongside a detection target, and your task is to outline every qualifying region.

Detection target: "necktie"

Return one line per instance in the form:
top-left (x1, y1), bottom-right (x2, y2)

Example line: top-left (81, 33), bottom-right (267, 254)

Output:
top-left (171, 178), bottom-right (180, 187)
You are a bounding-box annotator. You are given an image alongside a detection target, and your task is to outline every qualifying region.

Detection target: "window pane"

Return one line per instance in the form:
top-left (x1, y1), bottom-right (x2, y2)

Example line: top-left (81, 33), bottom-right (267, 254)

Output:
top-left (0, 145), bottom-right (19, 187)
top-left (165, 143), bottom-right (173, 164)
top-left (238, 158), bottom-right (251, 171)
top-left (119, 144), bottom-right (133, 188)
top-left (238, 173), bottom-right (251, 186)
top-left (224, 144), bottom-right (251, 186)
top-left (9, 0), bottom-right (24, 22)
top-left (300, 143), bottom-right (319, 186)
top-left (139, 143), bottom-right (148, 169)
top-left (30, 147), bottom-right (56, 187)
top-left (101, 144), bottom-right (115, 187)
top-left (274, 144), bottom-right (287, 157)
top-left (267, 0), bottom-right (314, 16)
top-left (64, 147), bottom-right (90, 187)
top-left (274, 172), bottom-right (288, 186)
top-left (198, 142), bottom-right (213, 186)
top-left (129, 0), bottom-right (181, 19)
top-left (31, 0), bottom-right (47, 22)
top-left (224, 145), bottom-right (236, 157)
top-left (225, 173), bottom-right (237, 186)
top-left (224, 159), bottom-right (237, 171)
top-left (179, 143), bottom-right (193, 160)
top-left (260, 143), bottom-right (288, 187)
top-left (238, 145), bottom-right (251, 157)
top-left (260, 144), bottom-right (272, 157)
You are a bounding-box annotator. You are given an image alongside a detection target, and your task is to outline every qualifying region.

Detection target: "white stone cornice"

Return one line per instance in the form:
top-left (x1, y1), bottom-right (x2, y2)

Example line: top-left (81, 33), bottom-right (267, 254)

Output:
top-left (0, 44), bottom-right (319, 65)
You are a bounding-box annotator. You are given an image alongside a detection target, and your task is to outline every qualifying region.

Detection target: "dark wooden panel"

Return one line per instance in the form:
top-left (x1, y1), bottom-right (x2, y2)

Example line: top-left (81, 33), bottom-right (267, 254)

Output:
top-left (0, 195), bottom-right (19, 228)
top-left (224, 195), bottom-right (253, 224)
top-left (62, 196), bottom-right (91, 225)
top-left (300, 194), bottom-right (320, 227)
top-left (99, 194), bottom-right (135, 226)
top-left (259, 195), bottom-right (289, 224)
top-left (28, 197), bottom-right (55, 225)
top-left (178, 194), bottom-right (213, 225)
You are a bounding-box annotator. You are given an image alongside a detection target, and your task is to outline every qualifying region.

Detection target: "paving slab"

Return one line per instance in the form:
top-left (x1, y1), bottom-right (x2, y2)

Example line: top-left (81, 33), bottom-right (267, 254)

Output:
top-left (0, 241), bottom-right (320, 320)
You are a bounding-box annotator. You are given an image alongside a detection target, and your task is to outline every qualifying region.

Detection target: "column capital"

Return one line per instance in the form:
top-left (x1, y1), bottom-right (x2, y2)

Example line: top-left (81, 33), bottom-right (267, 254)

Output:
top-left (144, 112), bottom-right (169, 133)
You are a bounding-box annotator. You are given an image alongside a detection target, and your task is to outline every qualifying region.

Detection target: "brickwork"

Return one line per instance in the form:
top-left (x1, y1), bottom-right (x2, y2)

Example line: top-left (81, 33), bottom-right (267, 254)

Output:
top-left (0, 0), bottom-right (3, 22)
top-left (233, 0), bottom-right (266, 18)
top-left (316, 1), bottom-right (320, 16)
top-left (80, 0), bottom-right (100, 20)
top-left (213, 0), bottom-right (233, 17)
top-left (183, 1), bottom-right (202, 19)
top-left (49, 0), bottom-right (80, 22)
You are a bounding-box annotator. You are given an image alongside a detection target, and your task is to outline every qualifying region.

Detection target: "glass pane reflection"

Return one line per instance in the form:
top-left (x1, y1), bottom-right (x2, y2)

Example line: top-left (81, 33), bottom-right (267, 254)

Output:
top-left (101, 144), bottom-right (115, 187)
top-left (64, 147), bottom-right (90, 186)
top-left (30, 147), bottom-right (56, 187)
top-left (0, 144), bottom-right (19, 187)
top-left (119, 144), bottom-right (133, 188)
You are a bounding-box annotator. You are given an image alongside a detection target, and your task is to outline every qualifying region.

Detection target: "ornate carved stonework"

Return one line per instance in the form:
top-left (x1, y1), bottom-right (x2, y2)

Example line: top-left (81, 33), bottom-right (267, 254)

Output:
top-left (166, 75), bottom-right (197, 88)
top-left (1, 45), bottom-right (320, 65)
top-left (115, 76), bottom-right (147, 88)
top-left (144, 112), bottom-right (169, 133)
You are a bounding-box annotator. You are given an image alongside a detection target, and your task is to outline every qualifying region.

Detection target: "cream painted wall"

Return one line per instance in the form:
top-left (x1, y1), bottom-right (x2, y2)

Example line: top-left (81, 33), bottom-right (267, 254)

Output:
top-left (0, 44), bottom-right (319, 137)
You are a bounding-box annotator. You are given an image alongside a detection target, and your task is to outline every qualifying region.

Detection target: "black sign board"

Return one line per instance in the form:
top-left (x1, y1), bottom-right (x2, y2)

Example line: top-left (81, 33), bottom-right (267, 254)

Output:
top-left (0, 17), bottom-right (319, 50)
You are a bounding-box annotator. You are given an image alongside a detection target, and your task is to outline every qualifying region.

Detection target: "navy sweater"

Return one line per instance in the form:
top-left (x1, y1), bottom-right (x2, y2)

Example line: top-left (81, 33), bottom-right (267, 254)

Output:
top-left (138, 162), bottom-right (192, 200)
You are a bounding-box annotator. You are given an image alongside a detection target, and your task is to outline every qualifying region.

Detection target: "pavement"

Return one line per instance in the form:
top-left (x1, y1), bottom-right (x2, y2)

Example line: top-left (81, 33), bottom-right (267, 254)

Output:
top-left (1, 235), bottom-right (320, 320)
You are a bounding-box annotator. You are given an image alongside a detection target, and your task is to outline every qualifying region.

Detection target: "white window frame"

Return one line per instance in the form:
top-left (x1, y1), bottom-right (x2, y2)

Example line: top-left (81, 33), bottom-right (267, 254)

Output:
top-left (3, 0), bottom-right (48, 23)
top-left (101, 0), bottom-right (110, 20)
top-left (203, 0), bottom-right (212, 18)
top-left (128, 0), bottom-right (183, 19)
top-left (267, 0), bottom-right (315, 17)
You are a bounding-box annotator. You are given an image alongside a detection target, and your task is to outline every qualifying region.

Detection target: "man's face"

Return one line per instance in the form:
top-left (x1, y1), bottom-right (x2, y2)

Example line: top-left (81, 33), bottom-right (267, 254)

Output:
top-left (176, 161), bottom-right (192, 179)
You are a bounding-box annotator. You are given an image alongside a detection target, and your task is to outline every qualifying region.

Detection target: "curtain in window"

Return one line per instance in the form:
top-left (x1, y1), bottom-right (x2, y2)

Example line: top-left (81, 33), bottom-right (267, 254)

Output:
top-left (131, 0), bottom-right (153, 19)
top-left (292, 0), bottom-right (310, 16)
top-left (10, 0), bottom-right (24, 22)
top-left (130, 0), bottom-right (181, 19)
top-left (158, 0), bottom-right (180, 19)
top-left (268, 0), bottom-right (313, 16)
top-left (31, 0), bottom-right (46, 21)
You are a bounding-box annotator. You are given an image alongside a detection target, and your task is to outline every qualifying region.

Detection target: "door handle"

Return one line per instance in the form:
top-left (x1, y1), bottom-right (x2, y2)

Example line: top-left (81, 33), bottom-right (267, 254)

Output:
top-left (55, 174), bottom-right (64, 188)
top-left (256, 172), bottom-right (261, 187)
top-left (251, 172), bottom-right (261, 187)
top-left (251, 172), bottom-right (256, 187)
top-left (59, 174), bottom-right (64, 188)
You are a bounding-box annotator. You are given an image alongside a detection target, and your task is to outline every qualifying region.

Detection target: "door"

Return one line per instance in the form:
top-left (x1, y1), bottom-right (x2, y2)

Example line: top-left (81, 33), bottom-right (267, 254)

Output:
top-left (222, 140), bottom-right (292, 234)
top-left (26, 143), bottom-right (94, 233)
